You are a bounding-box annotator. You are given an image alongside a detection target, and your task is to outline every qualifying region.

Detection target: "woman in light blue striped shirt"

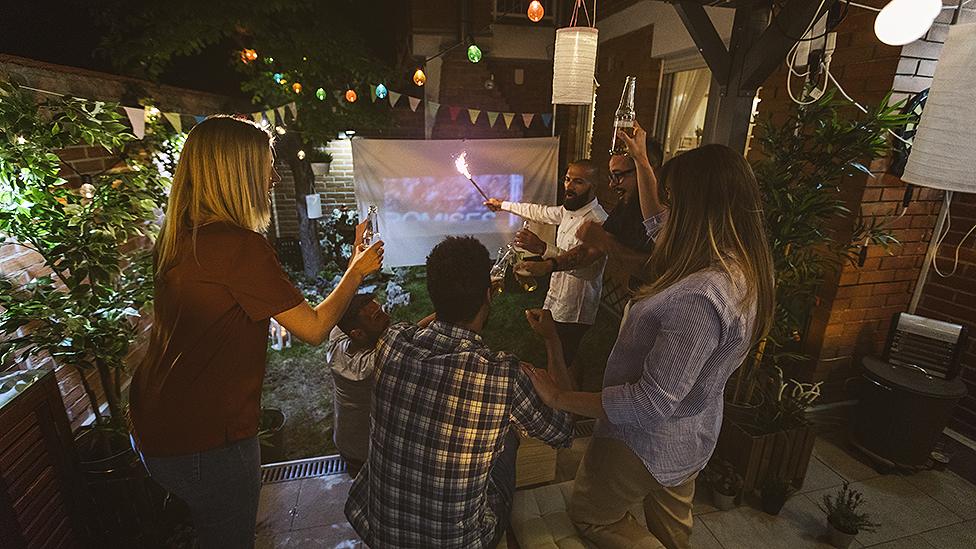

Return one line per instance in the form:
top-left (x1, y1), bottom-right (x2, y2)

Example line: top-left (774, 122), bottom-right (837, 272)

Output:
top-left (523, 122), bottom-right (774, 549)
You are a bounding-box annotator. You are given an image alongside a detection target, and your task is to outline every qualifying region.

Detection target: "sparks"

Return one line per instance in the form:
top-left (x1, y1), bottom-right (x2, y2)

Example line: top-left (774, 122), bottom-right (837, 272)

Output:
top-left (454, 151), bottom-right (473, 180)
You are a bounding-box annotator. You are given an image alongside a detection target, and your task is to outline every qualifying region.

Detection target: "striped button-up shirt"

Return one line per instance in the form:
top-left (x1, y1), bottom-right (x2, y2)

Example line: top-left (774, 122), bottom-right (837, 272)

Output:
top-left (500, 198), bottom-right (608, 325)
top-left (596, 211), bottom-right (757, 486)
top-left (345, 321), bottom-right (573, 548)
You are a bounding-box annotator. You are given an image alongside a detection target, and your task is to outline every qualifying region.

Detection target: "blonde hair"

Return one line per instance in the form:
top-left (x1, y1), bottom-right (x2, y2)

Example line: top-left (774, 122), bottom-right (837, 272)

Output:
top-left (634, 144), bottom-right (775, 345)
top-left (155, 116), bottom-right (274, 277)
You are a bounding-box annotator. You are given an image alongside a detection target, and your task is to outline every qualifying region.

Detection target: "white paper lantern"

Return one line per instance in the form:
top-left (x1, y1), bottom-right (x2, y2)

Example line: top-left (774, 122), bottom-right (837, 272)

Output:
top-left (305, 193), bottom-right (323, 219)
top-left (902, 22), bottom-right (976, 193)
top-left (874, 0), bottom-right (942, 46)
top-left (552, 27), bottom-right (599, 105)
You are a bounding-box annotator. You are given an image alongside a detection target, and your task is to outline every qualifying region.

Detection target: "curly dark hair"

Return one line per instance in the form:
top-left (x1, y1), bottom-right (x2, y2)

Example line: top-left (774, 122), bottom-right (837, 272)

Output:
top-left (426, 236), bottom-right (491, 323)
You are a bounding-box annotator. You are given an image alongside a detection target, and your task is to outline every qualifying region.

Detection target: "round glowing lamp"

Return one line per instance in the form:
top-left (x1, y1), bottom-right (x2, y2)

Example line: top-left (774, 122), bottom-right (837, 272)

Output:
top-left (874, 0), bottom-right (942, 46)
top-left (315, 87), bottom-right (326, 101)
top-left (345, 89), bottom-right (358, 103)
top-left (413, 68), bottom-right (427, 87)
top-left (467, 44), bottom-right (483, 63)
top-left (375, 83), bottom-right (389, 99)
top-left (292, 82), bottom-right (303, 94)
top-left (527, 1), bottom-right (545, 23)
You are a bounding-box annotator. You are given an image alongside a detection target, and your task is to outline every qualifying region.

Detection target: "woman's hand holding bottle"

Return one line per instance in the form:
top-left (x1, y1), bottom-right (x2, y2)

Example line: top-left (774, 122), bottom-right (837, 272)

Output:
top-left (349, 240), bottom-right (384, 280)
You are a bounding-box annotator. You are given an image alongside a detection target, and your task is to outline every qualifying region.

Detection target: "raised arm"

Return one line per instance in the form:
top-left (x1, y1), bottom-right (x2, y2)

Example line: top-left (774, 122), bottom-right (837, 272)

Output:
top-left (275, 240), bottom-right (384, 345)
top-left (616, 122), bottom-right (665, 220)
top-left (485, 198), bottom-right (563, 225)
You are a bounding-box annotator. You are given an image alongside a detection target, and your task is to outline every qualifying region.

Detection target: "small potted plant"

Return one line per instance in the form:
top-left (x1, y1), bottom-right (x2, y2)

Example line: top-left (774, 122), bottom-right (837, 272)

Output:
top-left (704, 459), bottom-right (742, 511)
top-left (308, 147), bottom-right (333, 176)
top-left (760, 476), bottom-right (794, 515)
top-left (819, 482), bottom-right (879, 548)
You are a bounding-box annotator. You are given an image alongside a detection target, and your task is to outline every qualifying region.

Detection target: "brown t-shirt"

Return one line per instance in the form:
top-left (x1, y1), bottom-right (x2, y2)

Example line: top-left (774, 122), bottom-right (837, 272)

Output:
top-left (129, 222), bottom-right (304, 457)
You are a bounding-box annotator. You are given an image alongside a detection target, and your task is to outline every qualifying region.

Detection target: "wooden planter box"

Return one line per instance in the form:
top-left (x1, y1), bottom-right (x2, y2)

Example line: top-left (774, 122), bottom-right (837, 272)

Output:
top-left (714, 419), bottom-right (816, 494)
top-left (1, 368), bottom-right (88, 548)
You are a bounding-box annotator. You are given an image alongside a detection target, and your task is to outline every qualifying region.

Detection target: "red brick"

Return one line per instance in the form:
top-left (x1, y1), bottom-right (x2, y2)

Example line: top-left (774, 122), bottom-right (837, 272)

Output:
top-left (859, 271), bottom-right (895, 284)
top-left (851, 294), bottom-right (888, 309)
top-left (874, 281), bottom-right (912, 295)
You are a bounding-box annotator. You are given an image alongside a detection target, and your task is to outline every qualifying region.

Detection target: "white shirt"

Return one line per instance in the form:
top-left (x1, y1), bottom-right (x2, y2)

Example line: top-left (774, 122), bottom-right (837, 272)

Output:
top-left (501, 198), bottom-right (608, 325)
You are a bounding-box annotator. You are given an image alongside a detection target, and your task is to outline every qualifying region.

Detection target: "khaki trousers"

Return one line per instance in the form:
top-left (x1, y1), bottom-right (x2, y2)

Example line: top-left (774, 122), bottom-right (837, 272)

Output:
top-left (569, 437), bottom-right (696, 549)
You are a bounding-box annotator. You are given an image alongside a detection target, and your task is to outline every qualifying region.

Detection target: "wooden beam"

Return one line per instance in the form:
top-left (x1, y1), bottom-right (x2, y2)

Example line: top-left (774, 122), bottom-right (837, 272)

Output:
top-left (673, 1), bottom-right (730, 84)
top-left (741, 0), bottom-right (831, 90)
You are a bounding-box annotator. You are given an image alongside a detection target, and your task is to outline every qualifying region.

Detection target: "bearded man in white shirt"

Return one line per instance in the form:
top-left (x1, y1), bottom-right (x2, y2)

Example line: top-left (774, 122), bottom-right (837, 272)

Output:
top-left (485, 159), bottom-right (608, 388)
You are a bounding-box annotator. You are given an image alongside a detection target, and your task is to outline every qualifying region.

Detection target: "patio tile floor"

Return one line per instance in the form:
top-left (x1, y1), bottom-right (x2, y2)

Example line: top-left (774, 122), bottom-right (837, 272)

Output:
top-left (255, 435), bottom-right (976, 548)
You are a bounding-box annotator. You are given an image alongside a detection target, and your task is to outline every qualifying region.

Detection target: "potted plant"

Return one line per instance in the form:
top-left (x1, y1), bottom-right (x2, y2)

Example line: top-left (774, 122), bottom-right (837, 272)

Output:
top-left (716, 91), bottom-right (910, 492)
top-left (819, 482), bottom-right (879, 548)
top-left (308, 147), bottom-right (333, 176)
top-left (704, 459), bottom-right (742, 511)
top-left (0, 82), bottom-right (171, 544)
top-left (760, 476), bottom-right (794, 515)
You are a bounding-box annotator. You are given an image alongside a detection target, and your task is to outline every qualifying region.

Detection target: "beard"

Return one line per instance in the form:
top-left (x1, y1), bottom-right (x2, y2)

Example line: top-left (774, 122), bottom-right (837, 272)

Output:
top-left (564, 189), bottom-right (593, 211)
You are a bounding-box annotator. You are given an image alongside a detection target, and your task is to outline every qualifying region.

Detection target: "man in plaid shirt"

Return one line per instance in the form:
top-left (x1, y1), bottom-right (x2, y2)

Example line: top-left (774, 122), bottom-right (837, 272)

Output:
top-left (345, 236), bottom-right (574, 548)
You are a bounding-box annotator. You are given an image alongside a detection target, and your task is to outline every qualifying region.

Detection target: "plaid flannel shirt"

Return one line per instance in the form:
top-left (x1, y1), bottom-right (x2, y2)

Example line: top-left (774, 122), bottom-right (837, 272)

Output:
top-left (345, 321), bottom-right (573, 548)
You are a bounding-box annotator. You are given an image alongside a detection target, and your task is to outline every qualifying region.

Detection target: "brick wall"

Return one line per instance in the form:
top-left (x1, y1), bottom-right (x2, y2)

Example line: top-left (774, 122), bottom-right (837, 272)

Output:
top-left (748, 1), bottom-right (976, 417)
top-left (0, 56), bottom-right (233, 431)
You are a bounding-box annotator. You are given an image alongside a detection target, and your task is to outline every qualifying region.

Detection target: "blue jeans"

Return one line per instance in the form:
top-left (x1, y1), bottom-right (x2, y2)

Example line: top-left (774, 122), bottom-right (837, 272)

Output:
top-left (488, 429), bottom-right (521, 547)
top-left (142, 437), bottom-right (261, 549)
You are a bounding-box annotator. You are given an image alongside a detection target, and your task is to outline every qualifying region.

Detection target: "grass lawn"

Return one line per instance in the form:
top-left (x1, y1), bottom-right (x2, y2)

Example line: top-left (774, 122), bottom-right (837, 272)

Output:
top-left (263, 267), bottom-right (620, 460)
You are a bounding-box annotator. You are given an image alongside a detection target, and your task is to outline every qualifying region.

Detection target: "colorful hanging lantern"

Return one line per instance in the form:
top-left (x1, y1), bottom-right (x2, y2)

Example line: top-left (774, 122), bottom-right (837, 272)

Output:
top-left (345, 89), bottom-right (358, 103)
top-left (552, 27), bottom-right (599, 105)
top-left (264, 56), bottom-right (274, 64)
top-left (315, 87), bottom-right (327, 101)
top-left (467, 44), bottom-right (483, 63)
top-left (240, 48), bottom-right (258, 64)
top-left (273, 73), bottom-right (284, 84)
top-left (527, 1), bottom-right (545, 22)
top-left (413, 68), bottom-right (427, 87)
top-left (375, 83), bottom-right (389, 99)
top-left (292, 82), bottom-right (303, 94)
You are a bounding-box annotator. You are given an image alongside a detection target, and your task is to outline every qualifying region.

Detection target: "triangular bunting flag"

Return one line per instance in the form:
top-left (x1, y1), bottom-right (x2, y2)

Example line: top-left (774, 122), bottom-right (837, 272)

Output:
top-left (265, 109), bottom-right (276, 125)
top-left (468, 109), bottom-right (481, 124)
top-left (162, 112), bottom-right (182, 133)
top-left (277, 106), bottom-right (286, 122)
top-left (503, 112), bottom-right (515, 129)
top-left (424, 101), bottom-right (440, 139)
top-left (288, 102), bottom-right (298, 120)
top-left (521, 113), bottom-right (535, 127)
top-left (194, 115), bottom-right (207, 124)
top-left (370, 85), bottom-right (377, 102)
top-left (428, 101), bottom-right (441, 117)
top-left (389, 91), bottom-right (402, 107)
top-left (123, 107), bottom-right (145, 139)
top-left (251, 112), bottom-right (262, 123)
top-left (449, 106), bottom-right (462, 121)
top-left (487, 111), bottom-right (500, 128)
top-left (408, 96), bottom-right (421, 112)
top-left (541, 113), bottom-right (553, 128)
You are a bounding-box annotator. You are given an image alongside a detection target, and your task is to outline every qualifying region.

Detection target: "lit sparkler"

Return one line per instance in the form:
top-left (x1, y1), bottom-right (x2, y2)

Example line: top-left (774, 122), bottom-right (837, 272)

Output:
top-left (454, 151), bottom-right (489, 201)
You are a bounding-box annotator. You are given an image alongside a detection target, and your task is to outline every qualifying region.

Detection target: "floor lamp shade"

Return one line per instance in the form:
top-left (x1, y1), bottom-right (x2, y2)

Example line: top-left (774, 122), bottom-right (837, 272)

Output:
top-left (902, 22), bottom-right (976, 193)
top-left (552, 27), bottom-right (599, 105)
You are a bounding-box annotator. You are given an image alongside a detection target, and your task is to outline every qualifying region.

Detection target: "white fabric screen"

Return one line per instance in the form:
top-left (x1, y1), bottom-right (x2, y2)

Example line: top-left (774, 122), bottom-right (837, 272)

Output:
top-left (351, 137), bottom-right (559, 267)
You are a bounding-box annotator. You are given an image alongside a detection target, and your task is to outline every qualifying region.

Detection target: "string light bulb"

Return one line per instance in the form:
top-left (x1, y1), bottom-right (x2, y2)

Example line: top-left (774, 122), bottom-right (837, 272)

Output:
top-left (315, 87), bottom-right (327, 101)
top-left (345, 89), bottom-right (358, 103)
top-left (375, 83), bottom-right (388, 99)
top-left (273, 73), bottom-right (284, 84)
top-left (292, 82), bottom-right (303, 94)
top-left (413, 68), bottom-right (427, 87)
top-left (79, 183), bottom-right (95, 199)
top-left (527, 0), bottom-right (545, 22)
top-left (467, 44), bottom-right (483, 63)
top-left (240, 48), bottom-right (258, 64)
top-left (297, 150), bottom-right (306, 160)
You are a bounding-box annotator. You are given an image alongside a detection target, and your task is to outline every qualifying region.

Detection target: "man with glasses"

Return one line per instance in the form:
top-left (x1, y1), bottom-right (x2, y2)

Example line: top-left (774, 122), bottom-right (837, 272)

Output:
top-left (484, 159), bottom-right (608, 389)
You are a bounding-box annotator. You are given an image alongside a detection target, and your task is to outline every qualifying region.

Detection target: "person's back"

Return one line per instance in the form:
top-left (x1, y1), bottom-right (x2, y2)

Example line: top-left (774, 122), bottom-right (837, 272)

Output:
top-left (345, 236), bottom-right (573, 548)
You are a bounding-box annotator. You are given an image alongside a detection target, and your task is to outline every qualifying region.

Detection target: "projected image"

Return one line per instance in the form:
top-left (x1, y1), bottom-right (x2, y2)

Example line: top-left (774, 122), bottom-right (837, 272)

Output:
top-left (379, 174), bottom-right (524, 235)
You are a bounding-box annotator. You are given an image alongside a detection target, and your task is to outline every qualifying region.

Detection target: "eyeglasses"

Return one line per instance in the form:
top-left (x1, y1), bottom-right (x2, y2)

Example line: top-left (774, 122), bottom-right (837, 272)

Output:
top-left (608, 168), bottom-right (637, 183)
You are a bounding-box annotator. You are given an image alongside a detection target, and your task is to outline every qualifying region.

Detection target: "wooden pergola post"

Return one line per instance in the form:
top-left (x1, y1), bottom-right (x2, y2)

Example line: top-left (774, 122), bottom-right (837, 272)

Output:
top-left (671, 0), bottom-right (831, 153)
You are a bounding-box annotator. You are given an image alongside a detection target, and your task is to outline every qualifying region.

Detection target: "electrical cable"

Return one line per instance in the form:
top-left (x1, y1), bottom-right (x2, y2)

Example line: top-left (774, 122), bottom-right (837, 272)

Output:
top-left (773, 0), bottom-right (849, 42)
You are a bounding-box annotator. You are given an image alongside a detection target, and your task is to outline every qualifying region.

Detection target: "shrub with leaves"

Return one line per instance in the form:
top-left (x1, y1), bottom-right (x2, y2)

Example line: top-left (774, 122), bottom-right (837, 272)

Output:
top-left (819, 482), bottom-right (879, 535)
top-left (731, 91), bottom-right (912, 404)
top-left (0, 80), bottom-right (169, 428)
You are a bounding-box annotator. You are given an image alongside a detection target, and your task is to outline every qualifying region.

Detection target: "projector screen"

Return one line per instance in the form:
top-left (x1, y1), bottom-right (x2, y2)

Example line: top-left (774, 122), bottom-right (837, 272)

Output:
top-left (351, 137), bottom-right (559, 267)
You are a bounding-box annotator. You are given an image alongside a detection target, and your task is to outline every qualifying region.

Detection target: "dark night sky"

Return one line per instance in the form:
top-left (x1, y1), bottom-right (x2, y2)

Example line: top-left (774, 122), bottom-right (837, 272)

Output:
top-left (0, 1), bottom-right (400, 97)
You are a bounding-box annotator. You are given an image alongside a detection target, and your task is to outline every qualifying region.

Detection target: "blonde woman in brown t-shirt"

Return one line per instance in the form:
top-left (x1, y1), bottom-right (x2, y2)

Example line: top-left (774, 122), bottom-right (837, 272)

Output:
top-left (129, 116), bottom-right (383, 549)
